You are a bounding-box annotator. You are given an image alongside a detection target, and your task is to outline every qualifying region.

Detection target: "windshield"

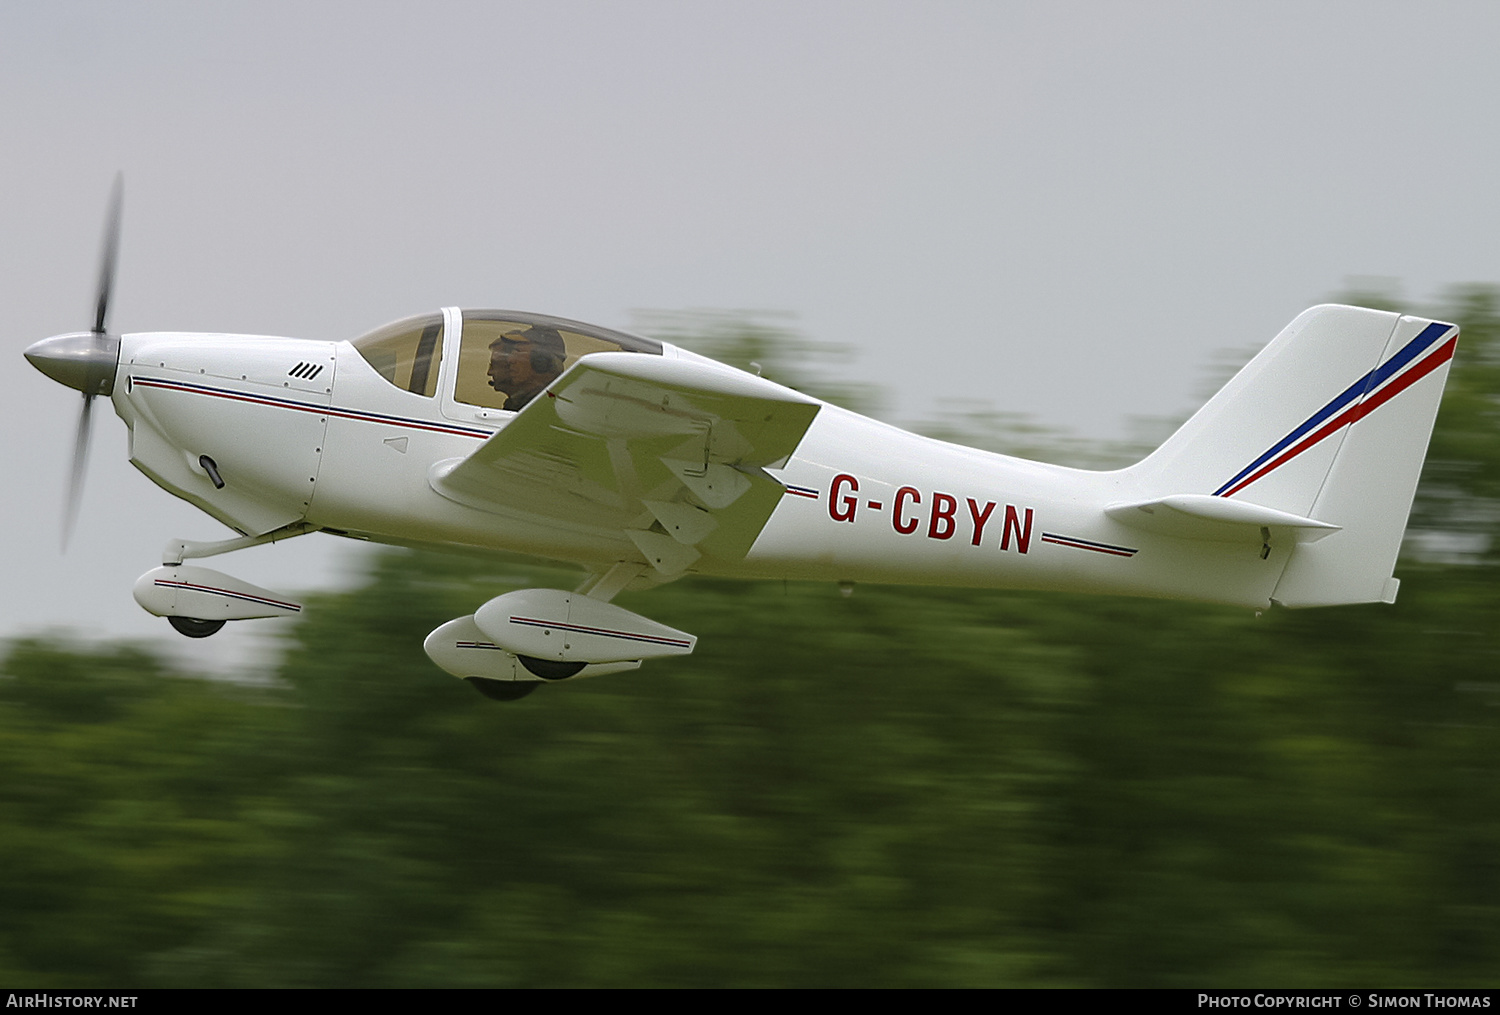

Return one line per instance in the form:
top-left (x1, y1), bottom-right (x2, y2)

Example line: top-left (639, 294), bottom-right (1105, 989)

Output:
top-left (349, 313), bottom-right (445, 396)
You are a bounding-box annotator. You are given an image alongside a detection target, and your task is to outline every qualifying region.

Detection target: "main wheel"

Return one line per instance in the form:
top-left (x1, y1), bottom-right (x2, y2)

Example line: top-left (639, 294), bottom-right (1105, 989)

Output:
top-left (465, 677), bottom-right (538, 701)
top-left (517, 655), bottom-right (587, 680)
top-left (168, 616), bottom-right (226, 639)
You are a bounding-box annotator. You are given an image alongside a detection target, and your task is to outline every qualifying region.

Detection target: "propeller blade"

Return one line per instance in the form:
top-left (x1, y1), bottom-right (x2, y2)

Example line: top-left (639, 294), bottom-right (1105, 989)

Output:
top-left (60, 174), bottom-right (121, 548)
top-left (61, 394), bottom-right (95, 551)
top-left (92, 173), bottom-right (123, 335)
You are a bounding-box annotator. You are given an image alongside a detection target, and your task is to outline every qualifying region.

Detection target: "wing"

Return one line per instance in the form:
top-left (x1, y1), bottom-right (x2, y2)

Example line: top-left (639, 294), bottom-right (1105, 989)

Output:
top-left (428, 352), bottom-right (822, 575)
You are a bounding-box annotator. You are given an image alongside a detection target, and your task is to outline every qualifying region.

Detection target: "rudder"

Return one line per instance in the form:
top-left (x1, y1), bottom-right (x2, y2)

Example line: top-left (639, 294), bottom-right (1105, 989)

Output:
top-left (1271, 314), bottom-right (1458, 605)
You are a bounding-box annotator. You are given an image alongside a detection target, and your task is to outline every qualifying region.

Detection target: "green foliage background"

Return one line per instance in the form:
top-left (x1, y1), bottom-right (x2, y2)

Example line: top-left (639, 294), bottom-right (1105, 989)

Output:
top-left (3, 294), bottom-right (1498, 986)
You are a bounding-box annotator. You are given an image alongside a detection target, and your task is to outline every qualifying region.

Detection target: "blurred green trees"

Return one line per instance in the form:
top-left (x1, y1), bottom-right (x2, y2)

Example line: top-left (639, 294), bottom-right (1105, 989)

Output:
top-left (1, 296), bottom-right (1497, 986)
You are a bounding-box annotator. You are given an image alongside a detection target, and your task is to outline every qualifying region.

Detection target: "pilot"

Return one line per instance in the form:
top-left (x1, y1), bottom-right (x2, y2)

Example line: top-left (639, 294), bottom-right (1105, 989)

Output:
top-left (487, 326), bottom-right (567, 411)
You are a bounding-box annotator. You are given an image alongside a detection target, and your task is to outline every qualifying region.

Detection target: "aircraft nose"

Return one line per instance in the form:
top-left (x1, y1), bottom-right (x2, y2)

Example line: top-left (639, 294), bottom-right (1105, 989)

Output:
top-left (24, 331), bottom-right (120, 396)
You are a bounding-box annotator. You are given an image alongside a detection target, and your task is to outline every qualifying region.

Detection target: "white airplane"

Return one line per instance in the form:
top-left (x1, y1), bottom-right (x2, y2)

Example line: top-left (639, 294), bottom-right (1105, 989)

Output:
top-left (25, 184), bottom-right (1460, 699)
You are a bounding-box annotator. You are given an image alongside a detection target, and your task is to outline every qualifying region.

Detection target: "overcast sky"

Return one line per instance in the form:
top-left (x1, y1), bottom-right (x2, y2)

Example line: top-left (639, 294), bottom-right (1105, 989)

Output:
top-left (5, 1), bottom-right (1500, 669)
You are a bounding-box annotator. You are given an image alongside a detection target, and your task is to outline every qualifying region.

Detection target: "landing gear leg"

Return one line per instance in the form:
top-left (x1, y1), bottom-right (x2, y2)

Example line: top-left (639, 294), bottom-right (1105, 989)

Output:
top-left (161, 521), bottom-right (313, 565)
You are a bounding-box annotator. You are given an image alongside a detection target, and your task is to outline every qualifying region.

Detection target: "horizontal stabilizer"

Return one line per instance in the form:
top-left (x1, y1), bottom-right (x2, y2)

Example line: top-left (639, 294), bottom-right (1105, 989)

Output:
top-left (1106, 494), bottom-right (1341, 543)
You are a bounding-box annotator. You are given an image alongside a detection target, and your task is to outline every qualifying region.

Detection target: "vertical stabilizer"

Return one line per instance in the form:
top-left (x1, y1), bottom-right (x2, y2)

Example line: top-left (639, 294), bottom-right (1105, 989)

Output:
top-left (1128, 305), bottom-right (1458, 606)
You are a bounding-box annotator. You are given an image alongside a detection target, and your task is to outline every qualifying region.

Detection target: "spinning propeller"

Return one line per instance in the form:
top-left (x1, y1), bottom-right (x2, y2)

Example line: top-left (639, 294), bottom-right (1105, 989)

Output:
top-left (24, 174), bottom-right (125, 549)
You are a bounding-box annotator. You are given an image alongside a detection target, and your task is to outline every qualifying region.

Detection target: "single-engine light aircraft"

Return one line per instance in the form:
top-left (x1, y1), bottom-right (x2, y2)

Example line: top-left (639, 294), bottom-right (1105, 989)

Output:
top-left (25, 183), bottom-right (1459, 700)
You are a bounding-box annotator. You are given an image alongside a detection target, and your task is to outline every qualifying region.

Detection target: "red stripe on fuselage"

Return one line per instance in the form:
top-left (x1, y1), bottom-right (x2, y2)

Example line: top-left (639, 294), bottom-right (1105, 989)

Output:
top-left (131, 376), bottom-right (493, 440)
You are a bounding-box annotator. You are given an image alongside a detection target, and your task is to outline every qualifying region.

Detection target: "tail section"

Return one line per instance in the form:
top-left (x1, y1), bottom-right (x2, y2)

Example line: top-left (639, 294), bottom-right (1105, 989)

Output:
top-left (1128, 305), bottom-right (1458, 607)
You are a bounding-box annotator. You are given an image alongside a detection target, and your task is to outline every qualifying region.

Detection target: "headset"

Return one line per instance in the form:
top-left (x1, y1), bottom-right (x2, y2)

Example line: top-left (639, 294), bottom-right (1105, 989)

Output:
top-left (498, 328), bottom-right (566, 374)
top-left (530, 345), bottom-right (564, 373)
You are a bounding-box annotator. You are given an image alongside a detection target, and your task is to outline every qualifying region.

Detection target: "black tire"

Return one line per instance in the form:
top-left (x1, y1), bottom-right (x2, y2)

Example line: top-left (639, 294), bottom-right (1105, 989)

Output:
top-left (464, 677), bottom-right (539, 701)
top-left (517, 655), bottom-right (587, 681)
top-left (168, 616), bottom-right (226, 639)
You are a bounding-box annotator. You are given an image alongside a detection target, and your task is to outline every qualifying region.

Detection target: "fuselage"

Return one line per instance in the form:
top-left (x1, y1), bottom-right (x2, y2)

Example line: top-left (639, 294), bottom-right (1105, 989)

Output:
top-left (106, 308), bottom-right (1291, 610)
